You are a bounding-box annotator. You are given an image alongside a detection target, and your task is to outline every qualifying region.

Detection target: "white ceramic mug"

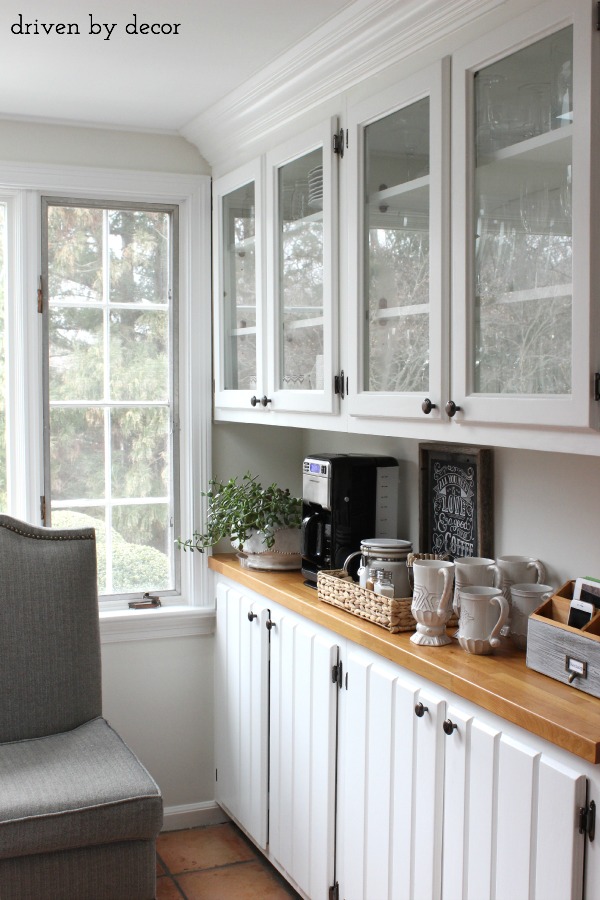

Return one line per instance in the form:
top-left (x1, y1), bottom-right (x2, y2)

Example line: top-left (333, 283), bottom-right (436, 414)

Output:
top-left (509, 583), bottom-right (554, 650)
top-left (497, 555), bottom-right (546, 601)
top-left (453, 556), bottom-right (501, 617)
top-left (410, 559), bottom-right (455, 647)
top-left (457, 586), bottom-right (509, 655)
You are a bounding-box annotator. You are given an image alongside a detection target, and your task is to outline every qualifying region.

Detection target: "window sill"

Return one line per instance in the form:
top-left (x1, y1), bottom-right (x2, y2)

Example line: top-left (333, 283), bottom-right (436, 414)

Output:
top-left (99, 604), bottom-right (215, 643)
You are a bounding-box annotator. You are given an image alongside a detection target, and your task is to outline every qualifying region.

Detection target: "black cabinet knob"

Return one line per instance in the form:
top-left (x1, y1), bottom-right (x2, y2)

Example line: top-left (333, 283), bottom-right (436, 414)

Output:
top-left (266, 619), bottom-right (276, 631)
top-left (260, 396), bottom-right (272, 407)
top-left (247, 611), bottom-right (257, 622)
top-left (421, 398), bottom-right (437, 415)
top-left (250, 395), bottom-right (258, 407)
top-left (443, 718), bottom-right (458, 735)
top-left (414, 702), bottom-right (429, 718)
top-left (445, 400), bottom-right (462, 418)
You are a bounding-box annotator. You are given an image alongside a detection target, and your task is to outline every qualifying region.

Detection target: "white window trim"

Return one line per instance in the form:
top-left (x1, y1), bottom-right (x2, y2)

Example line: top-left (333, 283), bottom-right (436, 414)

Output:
top-left (0, 162), bottom-right (212, 632)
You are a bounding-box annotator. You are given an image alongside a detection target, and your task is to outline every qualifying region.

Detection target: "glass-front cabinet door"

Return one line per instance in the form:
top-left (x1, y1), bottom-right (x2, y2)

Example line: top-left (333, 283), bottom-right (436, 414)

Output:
top-left (213, 159), bottom-right (265, 410)
top-left (451, 0), bottom-right (596, 428)
top-left (347, 61), bottom-right (449, 420)
top-left (265, 118), bottom-right (338, 414)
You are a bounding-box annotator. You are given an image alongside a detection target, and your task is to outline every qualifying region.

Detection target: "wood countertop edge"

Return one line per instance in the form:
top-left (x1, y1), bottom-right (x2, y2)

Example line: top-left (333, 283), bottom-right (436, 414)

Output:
top-left (208, 555), bottom-right (600, 764)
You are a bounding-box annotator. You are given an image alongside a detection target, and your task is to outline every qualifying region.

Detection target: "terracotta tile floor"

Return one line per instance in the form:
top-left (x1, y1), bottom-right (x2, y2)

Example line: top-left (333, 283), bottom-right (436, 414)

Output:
top-left (156, 822), bottom-right (301, 899)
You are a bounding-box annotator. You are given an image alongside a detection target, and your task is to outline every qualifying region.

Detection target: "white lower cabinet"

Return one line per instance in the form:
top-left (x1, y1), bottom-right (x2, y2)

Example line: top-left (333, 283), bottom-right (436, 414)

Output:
top-left (214, 577), bottom-right (339, 897)
top-left (215, 578), bottom-right (591, 900)
top-left (337, 643), bottom-right (587, 900)
top-left (268, 602), bottom-right (339, 898)
top-left (214, 581), bottom-right (270, 848)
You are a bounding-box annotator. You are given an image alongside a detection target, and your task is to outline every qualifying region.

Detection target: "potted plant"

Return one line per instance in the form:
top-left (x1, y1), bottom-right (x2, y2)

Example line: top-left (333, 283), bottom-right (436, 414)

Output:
top-left (177, 472), bottom-right (303, 570)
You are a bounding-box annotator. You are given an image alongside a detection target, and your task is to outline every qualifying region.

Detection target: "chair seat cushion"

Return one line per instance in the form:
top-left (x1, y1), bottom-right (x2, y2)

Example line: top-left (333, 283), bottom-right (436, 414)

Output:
top-left (0, 717), bottom-right (163, 860)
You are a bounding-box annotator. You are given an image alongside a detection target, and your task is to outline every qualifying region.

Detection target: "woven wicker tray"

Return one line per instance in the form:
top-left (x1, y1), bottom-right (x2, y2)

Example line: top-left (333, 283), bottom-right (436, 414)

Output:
top-left (317, 566), bottom-right (459, 635)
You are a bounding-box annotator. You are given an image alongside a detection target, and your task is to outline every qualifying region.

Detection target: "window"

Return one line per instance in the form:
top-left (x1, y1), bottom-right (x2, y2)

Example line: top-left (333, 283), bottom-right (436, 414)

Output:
top-left (42, 199), bottom-right (180, 598)
top-left (0, 164), bottom-right (211, 616)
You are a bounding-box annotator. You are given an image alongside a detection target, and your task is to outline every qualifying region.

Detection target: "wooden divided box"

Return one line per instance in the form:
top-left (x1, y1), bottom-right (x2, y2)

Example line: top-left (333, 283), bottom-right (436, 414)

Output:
top-left (526, 581), bottom-right (600, 698)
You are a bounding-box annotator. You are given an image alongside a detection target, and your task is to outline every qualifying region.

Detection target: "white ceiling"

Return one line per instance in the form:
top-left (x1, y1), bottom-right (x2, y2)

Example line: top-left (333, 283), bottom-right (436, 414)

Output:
top-left (0, 0), bottom-right (356, 132)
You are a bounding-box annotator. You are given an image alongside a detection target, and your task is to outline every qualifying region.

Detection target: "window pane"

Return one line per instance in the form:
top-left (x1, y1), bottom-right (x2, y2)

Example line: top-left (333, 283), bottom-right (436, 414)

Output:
top-left (109, 209), bottom-right (170, 305)
top-left (0, 203), bottom-right (6, 511)
top-left (472, 27), bottom-right (572, 394)
top-left (222, 182), bottom-right (257, 391)
top-left (111, 407), bottom-right (170, 498)
top-left (363, 97), bottom-right (430, 393)
top-left (45, 200), bottom-right (178, 598)
top-left (49, 307), bottom-right (104, 401)
top-left (109, 308), bottom-right (168, 401)
top-left (278, 148), bottom-right (324, 391)
top-left (50, 407), bottom-right (105, 501)
top-left (47, 206), bottom-right (103, 303)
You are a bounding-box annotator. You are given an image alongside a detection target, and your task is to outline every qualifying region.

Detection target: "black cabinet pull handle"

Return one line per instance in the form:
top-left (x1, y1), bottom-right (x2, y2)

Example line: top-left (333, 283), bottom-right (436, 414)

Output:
top-left (421, 398), bottom-right (437, 415)
top-left (414, 702), bottom-right (429, 718)
top-left (445, 400), bottom-right (462, 418)
top-left (443, 718), bottom-right (458, 735)
top-left (247, 611), bottom-right (257, 622)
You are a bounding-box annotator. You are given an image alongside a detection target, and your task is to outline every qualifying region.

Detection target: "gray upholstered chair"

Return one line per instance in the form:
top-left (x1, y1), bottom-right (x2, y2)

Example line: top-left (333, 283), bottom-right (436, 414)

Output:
top-left (0, 515), bottom-right (163, 899)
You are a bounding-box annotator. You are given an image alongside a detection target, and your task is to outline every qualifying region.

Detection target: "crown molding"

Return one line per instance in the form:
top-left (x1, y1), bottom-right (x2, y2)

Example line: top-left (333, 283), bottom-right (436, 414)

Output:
top-left (181, 0), bottom-right (506, 168)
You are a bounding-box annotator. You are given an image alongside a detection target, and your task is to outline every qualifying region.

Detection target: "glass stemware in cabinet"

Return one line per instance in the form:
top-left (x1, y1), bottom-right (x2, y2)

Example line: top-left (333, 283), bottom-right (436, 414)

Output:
top-left (222, 181), bottom-right (257, 392)
top-left (472, 25), bottom-right (573, 397)
top-left (277, 148), bottom-right (324, 392)
top-left (363, 96), bottom-right (431, 395)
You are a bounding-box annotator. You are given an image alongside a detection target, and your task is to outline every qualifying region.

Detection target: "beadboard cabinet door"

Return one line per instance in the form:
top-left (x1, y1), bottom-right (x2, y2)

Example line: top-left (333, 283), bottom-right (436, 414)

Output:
top-left (214, 581), bottom-right (270, 849)
top-left (268, 605), bottom-right (340, 899)
top-left (337, 643), bottom-right (587, 900)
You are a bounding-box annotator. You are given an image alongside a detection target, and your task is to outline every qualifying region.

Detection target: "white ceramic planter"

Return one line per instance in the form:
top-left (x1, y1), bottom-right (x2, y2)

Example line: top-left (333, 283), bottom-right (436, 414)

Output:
top-left (231, 527), bottom-right (302, 570)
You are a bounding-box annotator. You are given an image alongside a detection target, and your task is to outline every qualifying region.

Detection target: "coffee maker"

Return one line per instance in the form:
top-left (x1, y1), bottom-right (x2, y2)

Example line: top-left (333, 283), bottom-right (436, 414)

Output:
top-left (301, 453), bottom-right (399, 586)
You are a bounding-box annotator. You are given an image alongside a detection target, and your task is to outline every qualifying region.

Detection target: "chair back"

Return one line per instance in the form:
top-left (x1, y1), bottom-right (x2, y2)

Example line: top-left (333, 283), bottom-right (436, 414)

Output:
top-left (0, 516), bottom-right (102, 742)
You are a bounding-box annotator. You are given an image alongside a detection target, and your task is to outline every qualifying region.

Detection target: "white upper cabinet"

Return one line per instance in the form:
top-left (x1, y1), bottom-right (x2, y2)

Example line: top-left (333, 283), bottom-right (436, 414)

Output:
top-left (451, 0), bottom-right (596, 428)
top-left (346, 60), bottom-right (450, 421)
top-left (265, 118), bottom-right (339, 414)
top-left (212, 159), bottom-right (266, 411)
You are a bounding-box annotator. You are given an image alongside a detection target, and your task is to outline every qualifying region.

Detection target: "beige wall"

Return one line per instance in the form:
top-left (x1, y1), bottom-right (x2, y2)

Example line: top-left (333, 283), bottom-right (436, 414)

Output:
top-left (212, 422), bottom-right (600, 590)
top-left (0, 119), bottom-right (208, 173)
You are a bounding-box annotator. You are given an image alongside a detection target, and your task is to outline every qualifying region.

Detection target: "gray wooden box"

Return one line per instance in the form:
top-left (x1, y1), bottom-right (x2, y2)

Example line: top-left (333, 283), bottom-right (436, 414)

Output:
top-left (526, 581), bottom-right (600, 699)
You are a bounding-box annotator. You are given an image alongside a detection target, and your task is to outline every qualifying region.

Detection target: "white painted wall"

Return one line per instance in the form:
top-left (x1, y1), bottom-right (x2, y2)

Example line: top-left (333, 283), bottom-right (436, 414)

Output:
top-left (0, 119), bottom-right (209, 173)
top-left (212, 423), bottom-right (600, 590)
top-left (101, 634), bottom-right (216, 824)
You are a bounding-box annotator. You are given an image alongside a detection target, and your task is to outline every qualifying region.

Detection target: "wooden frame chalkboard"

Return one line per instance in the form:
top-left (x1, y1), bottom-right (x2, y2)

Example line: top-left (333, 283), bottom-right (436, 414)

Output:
top-left (419, 443), bottom-right (493, 559)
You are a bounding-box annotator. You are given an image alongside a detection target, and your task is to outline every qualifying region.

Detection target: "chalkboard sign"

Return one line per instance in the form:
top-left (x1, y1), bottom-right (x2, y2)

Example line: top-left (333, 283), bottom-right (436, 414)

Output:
top-left (419, 444), bottom-right (493, 559)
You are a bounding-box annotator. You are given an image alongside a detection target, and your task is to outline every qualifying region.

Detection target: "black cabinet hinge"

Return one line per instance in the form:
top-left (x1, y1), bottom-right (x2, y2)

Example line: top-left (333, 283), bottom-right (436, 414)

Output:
top-left (579, 800), bottom-right (596, 841)
top-left (329, 882), bottom-right (339, 900)
top-left (333, 129), bottom-right (347, 158)
top-left (332, 661), bottom-right (343, 689)
top-left (594, 372), bottom-right (600, 401)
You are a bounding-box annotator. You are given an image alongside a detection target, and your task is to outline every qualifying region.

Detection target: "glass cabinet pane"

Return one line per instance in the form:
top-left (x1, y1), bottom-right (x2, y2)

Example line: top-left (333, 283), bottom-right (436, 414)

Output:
top-left (277, 148), bottom-right (324, 391)
top-left (473, 26), bottom-right (573, 395)
top-left (363, 97), bottom-right (430, 393)
top-left (222, 182), bottom-right (257, 391)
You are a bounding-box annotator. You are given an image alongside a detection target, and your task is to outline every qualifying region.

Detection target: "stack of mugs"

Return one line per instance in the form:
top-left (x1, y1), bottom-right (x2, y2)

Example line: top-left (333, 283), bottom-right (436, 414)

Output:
top-left (410, 554), bottom-right (552, 654)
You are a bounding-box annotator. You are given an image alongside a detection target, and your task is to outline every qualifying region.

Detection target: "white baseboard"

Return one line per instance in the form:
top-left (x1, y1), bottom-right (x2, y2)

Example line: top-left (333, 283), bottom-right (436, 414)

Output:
top-left (161, 801), bottom-right (229, 832)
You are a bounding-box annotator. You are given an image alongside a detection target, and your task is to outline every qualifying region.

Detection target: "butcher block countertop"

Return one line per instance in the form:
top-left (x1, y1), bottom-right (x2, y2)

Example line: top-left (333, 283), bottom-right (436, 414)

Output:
top-left (209, 554), bottom-right (600, 764)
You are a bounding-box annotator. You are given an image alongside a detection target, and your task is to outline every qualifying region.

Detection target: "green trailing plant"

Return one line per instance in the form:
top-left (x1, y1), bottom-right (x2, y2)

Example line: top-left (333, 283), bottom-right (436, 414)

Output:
top-left (177, 472), bottom-right (302, 552)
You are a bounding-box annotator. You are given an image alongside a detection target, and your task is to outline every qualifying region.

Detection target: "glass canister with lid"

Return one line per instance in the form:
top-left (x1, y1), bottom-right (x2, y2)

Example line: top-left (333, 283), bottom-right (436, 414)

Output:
top-left (344, 538), bottom-right (413, 598)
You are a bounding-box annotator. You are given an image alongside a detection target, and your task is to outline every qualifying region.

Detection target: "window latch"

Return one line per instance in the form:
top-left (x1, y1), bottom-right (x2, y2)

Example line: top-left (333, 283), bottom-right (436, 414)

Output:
top-left (128, 592), bottom-right (162, 610)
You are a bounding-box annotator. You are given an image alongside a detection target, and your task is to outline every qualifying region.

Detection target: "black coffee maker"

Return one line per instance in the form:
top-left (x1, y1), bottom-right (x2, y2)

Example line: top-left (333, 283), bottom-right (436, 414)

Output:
top-left (301, 453), bottom-right (399, 587)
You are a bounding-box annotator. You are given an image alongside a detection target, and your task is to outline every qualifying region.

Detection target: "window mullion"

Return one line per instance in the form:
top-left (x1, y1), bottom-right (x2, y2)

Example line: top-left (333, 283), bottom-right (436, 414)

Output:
top-left (103, 209), bottom-right (113, 595)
